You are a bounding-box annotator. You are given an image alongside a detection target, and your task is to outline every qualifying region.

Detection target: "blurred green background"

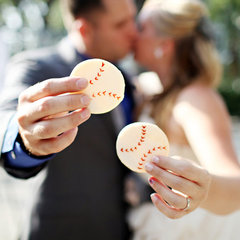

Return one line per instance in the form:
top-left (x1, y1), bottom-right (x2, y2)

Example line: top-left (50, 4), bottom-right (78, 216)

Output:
top-left (0, 0), bottom-right (239, 116)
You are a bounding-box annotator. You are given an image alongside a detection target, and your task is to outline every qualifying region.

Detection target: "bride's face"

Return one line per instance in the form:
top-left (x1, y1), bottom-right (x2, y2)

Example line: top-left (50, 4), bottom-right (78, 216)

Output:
top-left (134, 19), bottom-right (159, 70)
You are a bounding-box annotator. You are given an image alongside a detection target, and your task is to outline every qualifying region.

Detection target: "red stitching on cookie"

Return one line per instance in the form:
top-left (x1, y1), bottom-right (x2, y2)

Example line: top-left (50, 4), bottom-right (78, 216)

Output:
top-left (137, 145), bottom-right (168, 169)
top-left (89, 62), bottom-right (105, 85)
top-left (121, 125), bottom-right (147, 152)
top-left (120, 124), bottom-right (168, 171)
top-left (119, 124), bottom-right (168, 171)
top-left (91, 91), bottom-right (121, 100)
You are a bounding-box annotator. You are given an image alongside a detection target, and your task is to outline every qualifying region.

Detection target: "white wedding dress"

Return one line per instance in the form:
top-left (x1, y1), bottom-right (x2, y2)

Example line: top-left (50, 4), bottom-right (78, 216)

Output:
top-left (127, 144), bottom-right (240, 240)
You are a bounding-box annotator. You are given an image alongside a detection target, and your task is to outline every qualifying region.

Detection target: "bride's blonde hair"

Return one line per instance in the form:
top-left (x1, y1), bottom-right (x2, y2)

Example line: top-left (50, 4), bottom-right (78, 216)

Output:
top-left (141, 0), bottom-right (222, 131)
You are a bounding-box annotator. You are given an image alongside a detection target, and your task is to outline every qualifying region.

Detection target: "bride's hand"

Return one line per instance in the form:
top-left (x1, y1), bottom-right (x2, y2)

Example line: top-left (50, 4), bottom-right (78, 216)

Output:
top-left (144, 155), bottom-right (211, 219)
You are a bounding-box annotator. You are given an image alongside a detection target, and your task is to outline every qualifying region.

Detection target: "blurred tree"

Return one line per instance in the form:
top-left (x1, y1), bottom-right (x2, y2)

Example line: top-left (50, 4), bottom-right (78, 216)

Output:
top-left (0, 0), bottom-right (65, 54)
top-left (205, 0), bottom-right (240, 115)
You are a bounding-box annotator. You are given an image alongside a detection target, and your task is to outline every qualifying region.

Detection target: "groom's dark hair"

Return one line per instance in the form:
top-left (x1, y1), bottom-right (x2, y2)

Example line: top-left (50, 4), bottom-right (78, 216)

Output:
top-left (62, 0), bottom-right (105, 19)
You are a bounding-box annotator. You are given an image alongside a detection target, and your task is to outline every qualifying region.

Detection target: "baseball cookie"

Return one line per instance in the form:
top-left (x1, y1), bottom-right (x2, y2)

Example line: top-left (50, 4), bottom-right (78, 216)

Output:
top-left (116, 122), bottom-right (169, 173)
top-left (70, 58), bottom-right (125, 114)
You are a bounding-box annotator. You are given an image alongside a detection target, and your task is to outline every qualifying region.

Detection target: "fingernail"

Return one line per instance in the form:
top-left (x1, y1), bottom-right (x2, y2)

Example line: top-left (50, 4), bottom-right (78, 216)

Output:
top-left (145, 162), bottom-right (153, 172)
top-left (80, 108), bottom-right (90, 119)
top-left (149, 178), bottom-right (155, 185)
top-left (152, 156), bottom-right (160, 163)
top-left (81, 95), bottom-right (91, 105)
top-left (150, 193), bottom-right (158, 202)
top-left (77, 78), bottom-right (88, 89)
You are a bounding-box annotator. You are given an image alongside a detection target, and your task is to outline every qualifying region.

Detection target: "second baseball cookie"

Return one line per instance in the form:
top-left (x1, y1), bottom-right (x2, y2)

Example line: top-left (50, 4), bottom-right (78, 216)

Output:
top-left (70, 58), bottom-right (125, 114)
top-left (116, 122), bottom-right (169, 173)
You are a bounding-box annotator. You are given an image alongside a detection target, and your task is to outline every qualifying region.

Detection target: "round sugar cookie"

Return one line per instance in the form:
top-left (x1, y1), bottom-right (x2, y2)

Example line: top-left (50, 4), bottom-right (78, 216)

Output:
top-left (116, 122), bottom-right (169, 173)
top-left (70, 58), bottom-right (125, 114)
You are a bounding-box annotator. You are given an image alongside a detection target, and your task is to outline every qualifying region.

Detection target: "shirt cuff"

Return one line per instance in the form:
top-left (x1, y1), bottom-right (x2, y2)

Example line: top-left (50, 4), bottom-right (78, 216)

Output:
top-left (1, 113), bottom-right (19, 153)
top-left (2, 114), bottom-right (54, 168)
top-left (4, 140), bottom-right (53, 168)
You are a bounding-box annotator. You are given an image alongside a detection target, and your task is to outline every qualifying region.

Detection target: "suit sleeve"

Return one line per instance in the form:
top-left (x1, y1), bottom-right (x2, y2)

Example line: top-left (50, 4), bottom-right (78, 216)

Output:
top-left (0, 53), bottom-right (52, 179)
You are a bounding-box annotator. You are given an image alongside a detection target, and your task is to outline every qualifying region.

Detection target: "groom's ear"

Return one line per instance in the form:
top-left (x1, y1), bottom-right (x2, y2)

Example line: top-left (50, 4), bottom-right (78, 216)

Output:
top-left (74, 18), bottom-right (91, 38)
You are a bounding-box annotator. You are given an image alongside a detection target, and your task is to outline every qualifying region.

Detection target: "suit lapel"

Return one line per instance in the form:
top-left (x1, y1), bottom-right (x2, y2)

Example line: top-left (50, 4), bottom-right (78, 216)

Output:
top-left (57, 37), bottom-right (85, 74)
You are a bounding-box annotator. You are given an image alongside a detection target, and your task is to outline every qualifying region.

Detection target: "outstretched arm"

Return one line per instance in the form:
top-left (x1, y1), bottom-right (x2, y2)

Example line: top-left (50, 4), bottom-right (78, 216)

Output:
top-left (144, 85), bottom-right (240, 218)
top-left (175, 87), bottom-right (240, 214)
top-left (173, 85), bottom-right (240, 214)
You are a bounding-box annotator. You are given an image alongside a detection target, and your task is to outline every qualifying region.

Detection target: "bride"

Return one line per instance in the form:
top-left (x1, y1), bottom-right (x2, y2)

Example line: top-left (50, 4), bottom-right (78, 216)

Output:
top-left (127, 0), bottom-right (240, 239)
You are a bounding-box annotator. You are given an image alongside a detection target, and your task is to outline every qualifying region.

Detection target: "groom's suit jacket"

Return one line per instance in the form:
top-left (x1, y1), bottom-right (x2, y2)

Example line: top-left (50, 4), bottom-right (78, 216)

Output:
top-left (0, 38), bottom-right (134, 240)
